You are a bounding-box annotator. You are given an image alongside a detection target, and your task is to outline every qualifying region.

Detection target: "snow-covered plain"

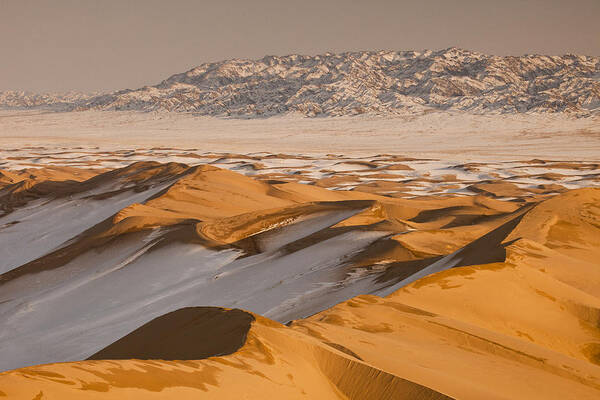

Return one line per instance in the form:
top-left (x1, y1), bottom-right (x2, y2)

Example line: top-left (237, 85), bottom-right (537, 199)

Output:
top-left (1, 110), bottom-right (599, 160)
top-left (1, 110), bottom-right (598, 200)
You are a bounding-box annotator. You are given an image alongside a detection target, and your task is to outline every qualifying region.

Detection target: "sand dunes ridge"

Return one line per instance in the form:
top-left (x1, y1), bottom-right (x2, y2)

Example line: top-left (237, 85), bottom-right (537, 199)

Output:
top-left (0, 161), bottom-right (598, 398)
top-left (0, 306), bottom-right (453, 399)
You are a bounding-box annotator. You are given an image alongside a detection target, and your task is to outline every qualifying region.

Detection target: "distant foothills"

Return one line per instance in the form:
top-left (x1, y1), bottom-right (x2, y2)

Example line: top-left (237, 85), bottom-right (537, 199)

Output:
top-left (1, 48), bottom-right (599, 117)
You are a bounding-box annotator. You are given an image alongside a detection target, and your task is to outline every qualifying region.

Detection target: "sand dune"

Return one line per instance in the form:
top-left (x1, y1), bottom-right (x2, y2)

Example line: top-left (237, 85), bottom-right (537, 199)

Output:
top-left (0, 308), bottom-right (452, 399)
top-left (88, 307), bottom-right (255, 361)
top-left (2, 145), bottom-right (599, 199)
top-left (0, 157), bottom-right (598, 398)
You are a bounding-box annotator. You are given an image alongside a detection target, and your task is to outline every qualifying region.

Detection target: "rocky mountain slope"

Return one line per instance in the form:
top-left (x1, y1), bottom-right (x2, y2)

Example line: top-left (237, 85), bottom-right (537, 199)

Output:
top-left (0, 91), bottom-right (96, 111)
top-left (1, 48), bottom-right (599, 116)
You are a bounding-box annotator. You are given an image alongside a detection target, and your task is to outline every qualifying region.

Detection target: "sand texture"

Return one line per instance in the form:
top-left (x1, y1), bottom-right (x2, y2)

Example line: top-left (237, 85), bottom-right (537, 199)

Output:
top-left (0, 152), bottom-right (598, 399)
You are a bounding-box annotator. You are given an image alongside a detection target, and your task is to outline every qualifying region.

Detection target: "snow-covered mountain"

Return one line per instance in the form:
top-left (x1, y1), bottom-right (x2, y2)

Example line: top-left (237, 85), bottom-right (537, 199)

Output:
top-left (0, 91), bottom-right (97, 111)
top-left (2, 48), bottom-right (599, 116)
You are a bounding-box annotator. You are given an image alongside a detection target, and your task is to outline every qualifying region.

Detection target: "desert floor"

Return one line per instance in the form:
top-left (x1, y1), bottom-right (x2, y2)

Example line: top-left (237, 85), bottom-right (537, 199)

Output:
top-left (0, 111), bottom-right (599, 399)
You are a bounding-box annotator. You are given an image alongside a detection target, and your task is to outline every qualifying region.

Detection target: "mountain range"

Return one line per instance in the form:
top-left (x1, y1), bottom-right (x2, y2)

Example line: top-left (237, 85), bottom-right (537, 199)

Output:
top-left (1, 48), bottom-right (599, 117)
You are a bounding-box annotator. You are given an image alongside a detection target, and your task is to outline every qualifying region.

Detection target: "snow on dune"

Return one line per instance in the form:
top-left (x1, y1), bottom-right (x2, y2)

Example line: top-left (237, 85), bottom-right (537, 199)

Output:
top-left (0, 214), bottom-right (391, 371)
top-left (0, 181), bottom-right (173, 274)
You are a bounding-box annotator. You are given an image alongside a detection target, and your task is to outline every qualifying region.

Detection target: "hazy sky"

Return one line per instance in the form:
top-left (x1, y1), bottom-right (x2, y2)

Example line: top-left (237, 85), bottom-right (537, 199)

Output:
top-left (1, 0), bottom-right (599, 92)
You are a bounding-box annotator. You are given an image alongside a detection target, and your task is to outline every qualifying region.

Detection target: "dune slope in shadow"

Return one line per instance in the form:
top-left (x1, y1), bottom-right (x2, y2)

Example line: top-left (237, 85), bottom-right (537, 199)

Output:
top-left (88, 307), bottom-right (255, 361)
